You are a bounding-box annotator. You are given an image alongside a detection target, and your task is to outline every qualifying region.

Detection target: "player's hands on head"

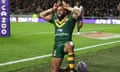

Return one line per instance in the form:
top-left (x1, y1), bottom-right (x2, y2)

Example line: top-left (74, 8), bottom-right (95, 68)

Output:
top-left (63, 4), bottom-right (69, 9)
top-left (62, 1), bottom-right (69, 9)
top-left (53, 0), bottom-right (70, 11)
top-left (53, 3), bottom-right (58, 10)
top-left (57, 0), bottom-right (61, 6)
top-left (62, 0), bottom-right (66, 6)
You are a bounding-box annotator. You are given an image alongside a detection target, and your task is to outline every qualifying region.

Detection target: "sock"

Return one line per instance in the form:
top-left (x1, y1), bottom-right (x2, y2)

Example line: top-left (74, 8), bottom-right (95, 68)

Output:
top-left (68, 52), bottom-right (75, 72)
top-left (77, 32), bottom-right (80, 35)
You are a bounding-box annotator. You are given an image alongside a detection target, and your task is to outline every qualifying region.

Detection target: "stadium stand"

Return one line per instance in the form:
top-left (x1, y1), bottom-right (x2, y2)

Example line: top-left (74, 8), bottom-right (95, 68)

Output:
top-left (11, 0), bottom-right (120, 18)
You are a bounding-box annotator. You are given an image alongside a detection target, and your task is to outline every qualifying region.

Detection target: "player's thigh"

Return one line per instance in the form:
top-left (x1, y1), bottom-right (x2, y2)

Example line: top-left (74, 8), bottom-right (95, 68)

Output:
top-left (52, 43), bottom-right (65, 58)
top-left (78, 19), bottom-right (83, 28)
top-left (79, 21), bottom-right (83, 27)
top-left (77, 18), bottom-right (83, 26)
top-left (51, 58), bottom-right (63, 70)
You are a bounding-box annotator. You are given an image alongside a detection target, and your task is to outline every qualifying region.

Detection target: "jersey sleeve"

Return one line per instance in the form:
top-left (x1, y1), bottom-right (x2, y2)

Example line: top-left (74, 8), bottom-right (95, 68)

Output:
top-left (73, 6), bottom-right (79, 10)
top-left (79, 6), bottom-right (83, 11)
top-left (69, 15), bottom-right (76, 23)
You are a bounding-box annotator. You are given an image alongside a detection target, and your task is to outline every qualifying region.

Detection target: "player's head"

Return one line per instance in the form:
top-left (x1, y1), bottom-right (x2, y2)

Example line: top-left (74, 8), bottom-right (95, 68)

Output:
top-left (56, 6), bottom-right (66, 20)
top-left (76, 1), bottom-right (80, 7)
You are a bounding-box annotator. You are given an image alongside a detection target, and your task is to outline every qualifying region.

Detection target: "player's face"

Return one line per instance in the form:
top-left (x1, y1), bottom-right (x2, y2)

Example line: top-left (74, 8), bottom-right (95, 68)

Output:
top-left (56, 6), bottom-right (65, 17)
top-left (76, 2), bottom-right (80, 6)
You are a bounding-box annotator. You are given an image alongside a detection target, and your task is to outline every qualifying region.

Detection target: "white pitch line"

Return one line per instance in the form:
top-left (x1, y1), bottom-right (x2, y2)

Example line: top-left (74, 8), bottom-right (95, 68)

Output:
top-left (0, 40), bottom-right (120, 67)
top-left (22, 32), bottom-right (54, 35)
top-left (20, 27), bottom-right (117, 36)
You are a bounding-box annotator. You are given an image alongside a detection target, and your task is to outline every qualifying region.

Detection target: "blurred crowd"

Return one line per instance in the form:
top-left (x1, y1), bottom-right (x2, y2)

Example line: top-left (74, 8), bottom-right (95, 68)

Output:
top-left (83, 0), bottom-right (120, 18)
top-left (11, 0), bottom-right (120, 18)
top-left (11, 0), bottom-right (56, 14)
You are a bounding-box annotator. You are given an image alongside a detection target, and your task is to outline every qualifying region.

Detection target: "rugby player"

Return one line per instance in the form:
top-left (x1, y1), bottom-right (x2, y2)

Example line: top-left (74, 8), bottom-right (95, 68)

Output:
top-left (74, 1), bottom-right (84, 35)
top-left (40, 0), bottom-right (81, 72)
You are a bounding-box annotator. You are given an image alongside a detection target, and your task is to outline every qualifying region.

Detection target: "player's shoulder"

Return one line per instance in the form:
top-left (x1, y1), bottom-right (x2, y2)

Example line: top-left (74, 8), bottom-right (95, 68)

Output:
top-left (49, 14), bottom-right (57, 23)
top-left (67, 14), bottom-right (73, 17)
top-left (74, 6), bottom-right (78, 8)
top-left (52, 14), bottom-right (57, 19)
top-left (80, 5), bottom-right (83, 8)
top-left (67, 14), bottom-right (76, 21)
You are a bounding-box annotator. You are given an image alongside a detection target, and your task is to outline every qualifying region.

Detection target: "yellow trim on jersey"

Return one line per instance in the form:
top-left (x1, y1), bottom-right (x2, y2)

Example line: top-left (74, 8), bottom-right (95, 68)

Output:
top-left (55, 16), bottom-right (68, 28)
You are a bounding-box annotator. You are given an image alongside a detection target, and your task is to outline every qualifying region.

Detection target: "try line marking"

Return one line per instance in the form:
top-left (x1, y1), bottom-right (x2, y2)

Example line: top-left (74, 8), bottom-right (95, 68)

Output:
top-left (0, 40), bottom-right (120, 67)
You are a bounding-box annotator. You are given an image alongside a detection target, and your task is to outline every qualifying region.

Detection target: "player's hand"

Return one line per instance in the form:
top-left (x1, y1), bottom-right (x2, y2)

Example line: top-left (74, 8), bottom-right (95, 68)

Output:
top-left (63, 4), bottom-right (69, 9)
top-left (53, 3), bottom-right (58, 10)
top-left (57, 0), bottom-right (61, 6)
top-left (62, 0), bottom-right (66, 6)
top-left (62, 1), bottom-right (69, 9)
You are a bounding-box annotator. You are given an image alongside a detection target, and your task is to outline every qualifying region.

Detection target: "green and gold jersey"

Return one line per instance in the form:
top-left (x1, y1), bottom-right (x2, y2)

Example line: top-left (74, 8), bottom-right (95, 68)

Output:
top-left (50, 15), bottom-right (76, 42)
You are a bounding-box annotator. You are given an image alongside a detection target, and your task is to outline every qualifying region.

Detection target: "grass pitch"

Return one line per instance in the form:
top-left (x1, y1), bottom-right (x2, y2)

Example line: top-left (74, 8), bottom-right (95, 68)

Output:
top-left (0, 22), bottom-right (120, 72)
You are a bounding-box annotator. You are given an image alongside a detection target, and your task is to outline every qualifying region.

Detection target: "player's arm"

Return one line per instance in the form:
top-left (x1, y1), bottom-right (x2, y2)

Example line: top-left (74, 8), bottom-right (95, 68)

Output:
top-left (63, 1), bottom-right (81, 20)
top-left (39, 8), bottom-right (52, 21)
top-left (67, 7), bottom-right (81, 19)
top-left (39, 3), bottom-right (57, 21)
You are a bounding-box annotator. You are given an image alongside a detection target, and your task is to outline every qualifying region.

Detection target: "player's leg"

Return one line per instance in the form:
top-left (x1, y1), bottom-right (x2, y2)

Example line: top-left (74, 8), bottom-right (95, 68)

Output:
top-left (51, 58), bottom-right (63, 72)
top-left (77, 21), bottom-right (80, 34)
top-left (16, 16), bottom-right (18, 23)
top-left (78, 21), bottom-right (83, 31)
top-left (52, 44), bottom-right (65, 72)
top-left (77, 17), bottom-right (83, 35)
top-left (64, 41), bottom-right (76, 72)
top-left (76, 17), bottom-right (80, 35)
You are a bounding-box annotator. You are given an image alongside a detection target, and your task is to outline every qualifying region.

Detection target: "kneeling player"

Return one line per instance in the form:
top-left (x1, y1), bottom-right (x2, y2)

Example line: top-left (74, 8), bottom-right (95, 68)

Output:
top-left (40, 1), bottom-right (81, 72)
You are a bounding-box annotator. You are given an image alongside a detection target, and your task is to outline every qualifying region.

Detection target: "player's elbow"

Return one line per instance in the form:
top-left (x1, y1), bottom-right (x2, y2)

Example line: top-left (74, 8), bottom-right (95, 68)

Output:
top-left (39, 13), bottom-right (44, 18)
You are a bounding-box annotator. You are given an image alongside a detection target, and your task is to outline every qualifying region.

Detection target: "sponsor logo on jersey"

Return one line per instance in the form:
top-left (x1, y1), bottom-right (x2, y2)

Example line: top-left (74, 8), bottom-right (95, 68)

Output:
top-left (57, 29), bottom-right (63, 32)
top-left (55, 33), bottom-right (69, 36)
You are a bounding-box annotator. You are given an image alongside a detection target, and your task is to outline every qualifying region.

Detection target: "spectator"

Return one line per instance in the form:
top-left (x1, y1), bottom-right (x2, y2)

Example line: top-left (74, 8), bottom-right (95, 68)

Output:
top-left (10, 0), bottom-right (120, 18)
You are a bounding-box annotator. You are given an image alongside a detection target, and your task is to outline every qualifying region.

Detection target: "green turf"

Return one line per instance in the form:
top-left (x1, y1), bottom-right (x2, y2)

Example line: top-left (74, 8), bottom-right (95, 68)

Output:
top-left (0, 22), bottom-right (120, 72)
top-left (12, 43), bottom-right (120, 72)
top-left (77, 46), bottom-right (120, 72)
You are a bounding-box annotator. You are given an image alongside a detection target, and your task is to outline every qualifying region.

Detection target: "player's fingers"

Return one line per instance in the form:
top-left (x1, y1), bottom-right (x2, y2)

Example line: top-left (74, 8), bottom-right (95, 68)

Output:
top-left (53, 3), bottom-right (58, 8)
top-left (57, 0), bottom-right (61, 5)
top-left (62, 1), bottom-right (66, 5)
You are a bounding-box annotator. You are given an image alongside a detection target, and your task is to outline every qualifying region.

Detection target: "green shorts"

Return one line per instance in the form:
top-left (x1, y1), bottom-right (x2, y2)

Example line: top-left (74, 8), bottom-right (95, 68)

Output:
top-left (52, 41), bottom-right (74, 58)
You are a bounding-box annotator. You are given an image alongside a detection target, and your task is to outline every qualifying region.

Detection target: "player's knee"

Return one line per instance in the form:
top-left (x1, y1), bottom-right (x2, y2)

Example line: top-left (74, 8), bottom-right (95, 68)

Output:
top-left (52, 68), bottom-right (59, 72)
top-left (51, 60), bottom-right (60, 72)
top-left (65, 41), bottom-right (74, 52)
top-left (52, 66), bottom-right (60, 72)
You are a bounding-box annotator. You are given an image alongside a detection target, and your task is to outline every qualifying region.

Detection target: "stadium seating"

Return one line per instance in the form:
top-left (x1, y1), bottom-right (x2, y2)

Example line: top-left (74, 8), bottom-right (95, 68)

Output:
top-left (11, 0), bottom-right (120, 18)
